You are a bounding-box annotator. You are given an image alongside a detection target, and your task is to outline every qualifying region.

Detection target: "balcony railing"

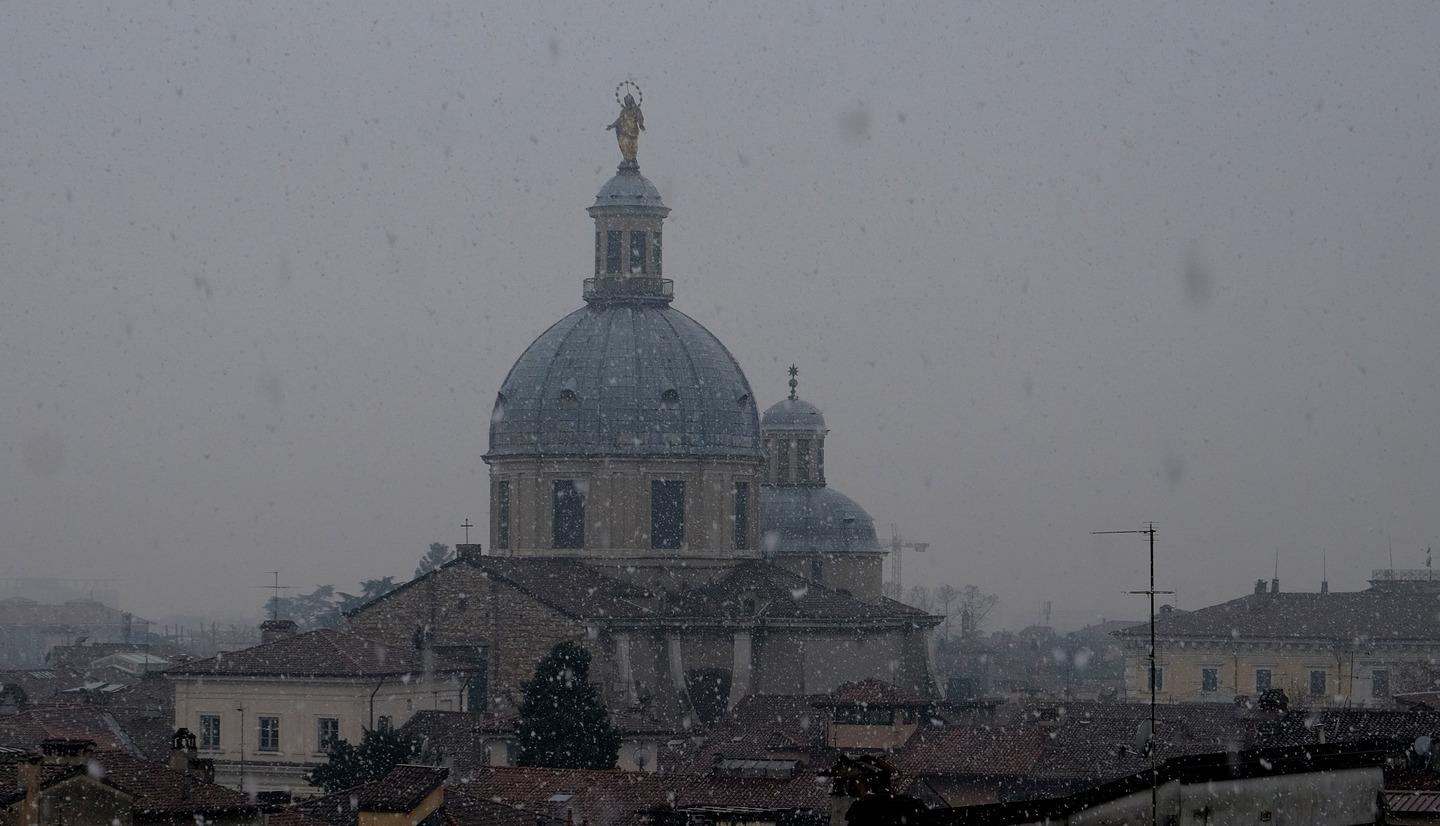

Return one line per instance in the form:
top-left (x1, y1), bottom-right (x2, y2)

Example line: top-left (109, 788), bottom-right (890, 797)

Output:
top-left (583, 276), bottom-right (673, 302)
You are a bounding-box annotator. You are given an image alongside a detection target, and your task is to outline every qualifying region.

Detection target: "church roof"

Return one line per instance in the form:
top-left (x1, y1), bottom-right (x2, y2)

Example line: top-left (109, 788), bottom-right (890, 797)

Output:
top-left (351, 556), bottom-right (927, 626)
top-left (760, 485), bottom-right (883, 555)
top-left (760, 397), bottom-right (826, 432)
top-left (590, 166), bottom-right (668, 213)
top-left (486, 303), bottom-right (762, 460)
top-left (164, 629), bottom-right (473, 679)
top-left (678, 561), bottom-right (930, 624)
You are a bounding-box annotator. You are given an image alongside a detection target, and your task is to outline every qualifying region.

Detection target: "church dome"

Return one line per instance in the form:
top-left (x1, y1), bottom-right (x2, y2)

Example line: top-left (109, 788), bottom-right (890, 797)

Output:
top-left (592, 168), bottom-right (668, 212)
top-left (761, 486), bottom-right (882, 555)
top-left (760, 397), bottom-right (826, 432)
top-left (487, 303), bottom-right (762, 459)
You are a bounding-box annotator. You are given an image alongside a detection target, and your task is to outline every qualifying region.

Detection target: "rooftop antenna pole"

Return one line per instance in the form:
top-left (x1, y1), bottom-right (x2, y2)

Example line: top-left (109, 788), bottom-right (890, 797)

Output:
top-left (1094, 522), bottom-right (1171, 826)
top-left (254, 571), bottom-right (293, 623)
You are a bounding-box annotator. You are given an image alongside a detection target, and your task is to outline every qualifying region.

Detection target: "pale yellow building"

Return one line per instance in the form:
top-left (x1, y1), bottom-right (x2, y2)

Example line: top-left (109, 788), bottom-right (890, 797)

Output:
top-left (1118, 574), bottom-right (1440, 707)
top-left (166, 621), bottom-right (474, 794)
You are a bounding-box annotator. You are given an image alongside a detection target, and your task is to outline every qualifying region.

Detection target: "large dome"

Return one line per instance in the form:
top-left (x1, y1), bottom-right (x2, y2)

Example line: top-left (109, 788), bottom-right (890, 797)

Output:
top-left (487, 303), bottom-right (762, 459)
top-left (761, 486), bottom-right (883, 555)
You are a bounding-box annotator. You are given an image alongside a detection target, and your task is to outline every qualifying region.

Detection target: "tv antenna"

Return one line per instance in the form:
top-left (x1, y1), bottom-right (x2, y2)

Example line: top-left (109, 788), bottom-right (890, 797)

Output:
top-left (254, 571), bottom-right (294, 622)
top-left (1093, 522), bottom-right (1170, 826)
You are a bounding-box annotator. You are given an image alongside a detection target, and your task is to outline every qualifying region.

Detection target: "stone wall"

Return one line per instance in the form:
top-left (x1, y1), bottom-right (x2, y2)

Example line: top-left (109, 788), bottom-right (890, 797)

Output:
top-left (347, 563), bottom-right (586, 711)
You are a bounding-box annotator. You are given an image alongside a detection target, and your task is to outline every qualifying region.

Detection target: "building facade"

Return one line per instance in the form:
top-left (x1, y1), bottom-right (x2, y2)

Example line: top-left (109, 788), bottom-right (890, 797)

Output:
top-left (166, 624), bottom-right (472, 794)
top-left (1118, 573), bottom-right (1440, 706)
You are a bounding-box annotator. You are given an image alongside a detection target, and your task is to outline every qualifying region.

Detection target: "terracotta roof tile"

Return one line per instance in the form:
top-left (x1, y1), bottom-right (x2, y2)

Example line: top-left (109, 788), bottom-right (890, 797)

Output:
top-left (166, 629), bottom-right (473, 679)
top-left (1118, 591), bottom-right (1440, 641)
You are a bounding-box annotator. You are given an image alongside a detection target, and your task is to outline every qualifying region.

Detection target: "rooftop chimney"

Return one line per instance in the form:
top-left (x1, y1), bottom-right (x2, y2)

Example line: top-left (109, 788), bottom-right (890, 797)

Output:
top-left (40, 738), bottom-right (94, 766)
top-left (259, 619), bottom-right (298, 644)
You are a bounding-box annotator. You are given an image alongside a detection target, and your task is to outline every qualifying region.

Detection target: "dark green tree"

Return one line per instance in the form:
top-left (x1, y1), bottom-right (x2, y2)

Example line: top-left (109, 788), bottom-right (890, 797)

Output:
top-left (305, 725), bottom-right (423, 793)
top-left (264, 584), bottom-right (342, 629)
top-left (337, 576), bottom-right (399, 614)
top-left (415, 542), bottom-right (453, 578)
top-left (514, 642), bottom-right (620, 769)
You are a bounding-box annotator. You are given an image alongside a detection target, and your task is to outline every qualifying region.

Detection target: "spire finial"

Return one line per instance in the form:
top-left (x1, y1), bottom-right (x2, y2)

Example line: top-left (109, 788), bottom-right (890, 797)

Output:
top-left (607, 81), bottom-right (645, 168)
top-left (787, 364), bottom-right (799, 400)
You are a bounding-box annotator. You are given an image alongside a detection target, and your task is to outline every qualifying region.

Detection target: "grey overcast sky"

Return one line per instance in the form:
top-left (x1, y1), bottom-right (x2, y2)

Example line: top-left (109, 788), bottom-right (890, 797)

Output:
top-left (3, 1), bottom-right (1438, 628)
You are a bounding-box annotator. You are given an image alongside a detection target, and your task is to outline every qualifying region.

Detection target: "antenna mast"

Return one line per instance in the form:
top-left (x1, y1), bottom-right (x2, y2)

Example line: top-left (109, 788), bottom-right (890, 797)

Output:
top-left (1094, 522), bottom-right (1171, 826)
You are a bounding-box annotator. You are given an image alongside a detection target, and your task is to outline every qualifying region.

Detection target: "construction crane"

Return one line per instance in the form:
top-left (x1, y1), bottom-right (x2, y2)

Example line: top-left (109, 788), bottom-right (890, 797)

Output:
top-left (885, 523), bottom-right (930, 601)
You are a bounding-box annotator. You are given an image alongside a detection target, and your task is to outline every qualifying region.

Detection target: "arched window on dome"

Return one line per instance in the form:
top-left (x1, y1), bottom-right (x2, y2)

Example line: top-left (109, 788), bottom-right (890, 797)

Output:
top-left (559, 387), bottom-right (579, 409)
top-left (605, 231), bottom-right (622, 274)
top-left (629, 231), bottom-right (647, 275)
top-left (660, 388), bottom-right (680, 410)
top-left (553, 480), bottom-right (585, 549)
top-left (651, 479), bottom-right (685, 550)
top-left (733, 481), bottom-right (750, 550)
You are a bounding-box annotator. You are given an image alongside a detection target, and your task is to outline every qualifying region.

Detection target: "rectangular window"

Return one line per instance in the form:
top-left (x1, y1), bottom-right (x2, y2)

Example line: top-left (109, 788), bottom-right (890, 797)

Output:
top-left (1147, 666), bottom-right (1164, 693)
top-left (606, 230), bottom-right (622, 274)
top-left (595, 231), bottom-right (602, 274)
top-left (733, 481), bottom-right (750, 550)
top-left (652, 232), bottom-right (662, 275)
top-left (1310, 670), bottom-right (1327, 697)
top-left (776, 439), bottom-right (791, 479)
top-left (1255, 669), bottom-right (1272, 693)
top-left (497, 480), bottom-right (511, 550)
top-left (1373, 669), bottom-right (1390, 699)
top-left (1201, 668), bottom-right (1218, 693)
top-left (317, 718), bottom-right (340, 752)
top-left (199, 714), bottom-right (221, 749)
top-left (796, 439), bottom-right (812, 482)
top-left (552, 480), bottom-right (585, 549)
top-left (651, 480), bottom-right (685, 550)
top-left (629, 231), bottom-right (647, 274)
top-left (258, 717), bottom-right (280, 752)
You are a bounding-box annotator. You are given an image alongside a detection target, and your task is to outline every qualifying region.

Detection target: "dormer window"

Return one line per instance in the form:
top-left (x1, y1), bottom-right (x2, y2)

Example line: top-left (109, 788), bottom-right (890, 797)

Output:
top-left (492, 393), bottom-right (508, 423)
top-left (559, 388), bottom-right (579, 409)
top-left (660, 388), bottom-right (680, 410)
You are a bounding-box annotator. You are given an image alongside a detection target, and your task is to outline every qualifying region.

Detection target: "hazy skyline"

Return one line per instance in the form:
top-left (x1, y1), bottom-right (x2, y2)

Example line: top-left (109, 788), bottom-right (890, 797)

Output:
top-left (4, 2), bottom-right (1438, 629)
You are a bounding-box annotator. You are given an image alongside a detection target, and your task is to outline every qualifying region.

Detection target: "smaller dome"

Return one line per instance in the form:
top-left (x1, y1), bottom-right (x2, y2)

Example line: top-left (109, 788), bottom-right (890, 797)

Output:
top-left (761, 486), bottom-right (882, 555)
top-left (760, 398), bottom-right (827, 432)
top-left (590, 165), bottom-right (669, 213)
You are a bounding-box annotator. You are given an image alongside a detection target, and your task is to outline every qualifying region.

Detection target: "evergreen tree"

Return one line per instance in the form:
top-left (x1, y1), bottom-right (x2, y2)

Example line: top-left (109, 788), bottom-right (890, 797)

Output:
top-left (414, 542), bottom-right (453, 578)
top-left (514, 642), bottom-right (620, 769)
top-left (305, 725), bottom-right (422, 793)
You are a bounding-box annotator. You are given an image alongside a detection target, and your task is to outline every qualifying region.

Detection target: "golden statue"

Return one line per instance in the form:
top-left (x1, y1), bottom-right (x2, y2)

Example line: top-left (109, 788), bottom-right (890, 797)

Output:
top-left (607, 82), bottom-right (644, 164)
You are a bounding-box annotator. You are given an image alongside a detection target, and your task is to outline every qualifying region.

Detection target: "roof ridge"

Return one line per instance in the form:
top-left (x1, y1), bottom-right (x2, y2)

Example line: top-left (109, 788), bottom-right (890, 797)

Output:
top-left (321, 627), bottom-right (371, 673)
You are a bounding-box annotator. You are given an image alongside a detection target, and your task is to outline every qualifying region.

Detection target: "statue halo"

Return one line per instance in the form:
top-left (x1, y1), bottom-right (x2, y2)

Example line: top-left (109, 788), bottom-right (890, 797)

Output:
top-left (614, 80), bottom-right (643, 107)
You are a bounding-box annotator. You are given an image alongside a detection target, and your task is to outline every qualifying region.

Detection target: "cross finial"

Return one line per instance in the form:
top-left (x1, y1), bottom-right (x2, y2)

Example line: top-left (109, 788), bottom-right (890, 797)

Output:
top-left (461, 519), bottom-right (474, 544)
top-left (787, 364), bottom-right (799, 400)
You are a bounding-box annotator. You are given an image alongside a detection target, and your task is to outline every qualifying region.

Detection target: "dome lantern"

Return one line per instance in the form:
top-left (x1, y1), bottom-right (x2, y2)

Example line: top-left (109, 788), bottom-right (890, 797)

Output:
top-left (585, 83), bottom-right (672, 305)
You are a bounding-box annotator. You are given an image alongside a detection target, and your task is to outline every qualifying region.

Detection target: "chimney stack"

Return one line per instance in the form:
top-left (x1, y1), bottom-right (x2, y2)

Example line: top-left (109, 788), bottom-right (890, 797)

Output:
top-left (260, 619), bottom-right (298, 644)
top-left (39, 738), bottom-right (94, 766)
